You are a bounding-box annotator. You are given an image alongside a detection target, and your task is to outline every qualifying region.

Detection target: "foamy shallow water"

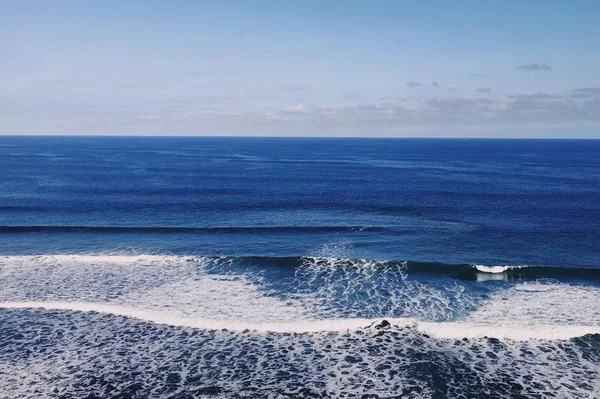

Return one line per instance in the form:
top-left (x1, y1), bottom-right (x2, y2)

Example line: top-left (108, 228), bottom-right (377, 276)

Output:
top-left (1, 309), bottom-right (599, 399)
top-left (1, 254), bottom-right (600, 398)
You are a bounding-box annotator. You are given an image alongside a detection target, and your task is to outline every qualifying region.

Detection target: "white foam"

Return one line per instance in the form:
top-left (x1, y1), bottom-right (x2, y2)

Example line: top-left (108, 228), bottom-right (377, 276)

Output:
top-left (419, 321), bottom-right (600, 340)
top-left (118, 274), bottom-right (308, 324)
top-left (0, 254), bottom-right (195, 265)
top-left (2, 301), bottom-right (599, 340)
top-left (1, 254), bottom-right (600, 342)
top-left (294, 256), bottom-right (475, 321)
top-left (466, 281), bottom-right (600, 327)
top-left (473, 264), bottom-right (523, 273)
top-left (0, 301), bottom-right (409, 332)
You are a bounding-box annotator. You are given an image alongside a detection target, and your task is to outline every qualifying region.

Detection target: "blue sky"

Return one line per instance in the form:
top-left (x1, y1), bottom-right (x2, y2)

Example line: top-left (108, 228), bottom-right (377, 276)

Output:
top-left (1, 1), bottom-right (599, 137)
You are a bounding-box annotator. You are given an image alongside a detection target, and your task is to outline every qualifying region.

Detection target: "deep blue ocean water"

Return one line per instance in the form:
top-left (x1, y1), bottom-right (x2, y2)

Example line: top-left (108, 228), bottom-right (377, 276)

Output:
top-left (0, 137), bottom-right (599, 398)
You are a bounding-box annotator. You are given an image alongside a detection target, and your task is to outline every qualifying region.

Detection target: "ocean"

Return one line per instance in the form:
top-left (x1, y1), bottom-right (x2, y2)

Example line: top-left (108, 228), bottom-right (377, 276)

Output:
top-left (0, 136), bottom-right (599, 398)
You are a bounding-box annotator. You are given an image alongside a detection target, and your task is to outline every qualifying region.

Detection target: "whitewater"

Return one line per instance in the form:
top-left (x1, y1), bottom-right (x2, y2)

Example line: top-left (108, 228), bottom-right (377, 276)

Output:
top-left (1, 254), bottom-right (599, 398)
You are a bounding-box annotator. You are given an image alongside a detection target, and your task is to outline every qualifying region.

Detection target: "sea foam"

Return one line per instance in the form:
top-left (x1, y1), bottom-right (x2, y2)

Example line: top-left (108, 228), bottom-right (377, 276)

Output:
top-left (1, 254), bottom-right (599, 340)
top-left (1, 301), bottom-right (599, 340)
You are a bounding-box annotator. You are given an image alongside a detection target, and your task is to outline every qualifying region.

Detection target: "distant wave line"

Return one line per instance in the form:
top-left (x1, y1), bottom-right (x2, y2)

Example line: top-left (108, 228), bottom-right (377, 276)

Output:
top-left (0, 225), bottom-right (391, 234)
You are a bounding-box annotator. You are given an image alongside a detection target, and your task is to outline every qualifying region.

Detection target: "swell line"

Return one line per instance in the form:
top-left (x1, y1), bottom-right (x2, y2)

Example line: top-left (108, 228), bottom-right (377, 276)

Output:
top-left (0, 225), bottom-right (389, 234)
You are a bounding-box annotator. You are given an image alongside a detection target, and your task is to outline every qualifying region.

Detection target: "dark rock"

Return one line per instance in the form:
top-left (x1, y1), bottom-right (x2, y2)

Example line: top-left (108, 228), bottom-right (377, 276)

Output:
top-left (374, 320), bottom-right (391, 329)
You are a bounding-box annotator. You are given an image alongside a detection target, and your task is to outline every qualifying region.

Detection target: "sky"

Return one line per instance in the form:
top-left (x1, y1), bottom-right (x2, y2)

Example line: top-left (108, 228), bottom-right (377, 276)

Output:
top-left (1, 1), bottom-right (599, 137)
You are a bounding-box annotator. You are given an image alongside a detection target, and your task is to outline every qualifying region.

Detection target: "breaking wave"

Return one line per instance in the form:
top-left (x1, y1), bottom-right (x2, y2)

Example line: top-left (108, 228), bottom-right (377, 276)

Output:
top-left (1, 253), bottom-right (599, 279)
top-left (2, 253), bottom-right (600, 397)
top-left (1, 254), bottom-right (599, 332)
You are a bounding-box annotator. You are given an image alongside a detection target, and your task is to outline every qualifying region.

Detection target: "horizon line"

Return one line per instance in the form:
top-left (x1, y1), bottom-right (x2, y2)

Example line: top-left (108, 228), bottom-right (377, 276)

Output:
top-left (0, 134), bottom-right (598, 140)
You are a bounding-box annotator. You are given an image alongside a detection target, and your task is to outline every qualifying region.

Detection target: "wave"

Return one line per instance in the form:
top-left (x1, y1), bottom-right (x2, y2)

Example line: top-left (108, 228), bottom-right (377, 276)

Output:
top-left (1, 253), bottom-right (599, 281)
top-left (409, 261), bottom-right (600, 280)
top-left (473, 264), bottom-right (519, 273)
top-left (222, 255), bottom-right (599, 281)
top-left (0, 225), bottom-right (388, 234)
top-left (1, 301), bottom-right (599, 340)
top-left (2, 254), bottom-right (600, 342)
top-left (289, 257), bottom-right (600, 281)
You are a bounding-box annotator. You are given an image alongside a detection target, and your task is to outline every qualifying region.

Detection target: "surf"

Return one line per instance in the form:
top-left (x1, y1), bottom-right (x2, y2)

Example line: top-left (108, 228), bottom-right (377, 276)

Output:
top-left (2, 254), bottom-right (600, 280)
top-left (1, 301), bottom-right (599, 340)
top-left (1, 254), bottom-right (600, 341)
